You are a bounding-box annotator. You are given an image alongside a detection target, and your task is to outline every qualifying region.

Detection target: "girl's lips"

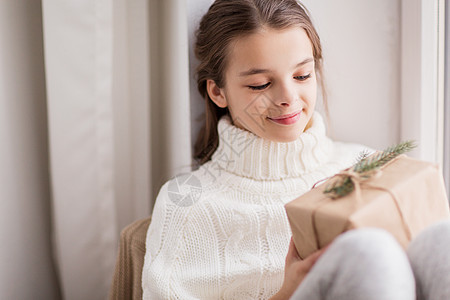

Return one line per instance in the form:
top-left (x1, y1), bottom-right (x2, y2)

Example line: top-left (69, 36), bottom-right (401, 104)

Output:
top-left (267, 111), bottom-right (302, 125)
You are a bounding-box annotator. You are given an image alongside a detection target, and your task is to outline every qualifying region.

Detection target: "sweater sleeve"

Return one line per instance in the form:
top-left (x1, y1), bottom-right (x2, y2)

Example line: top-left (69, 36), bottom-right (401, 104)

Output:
top-left (141, 181), bottom-right (193, 299)
top-left (142, 178), bottom-right (221, 300)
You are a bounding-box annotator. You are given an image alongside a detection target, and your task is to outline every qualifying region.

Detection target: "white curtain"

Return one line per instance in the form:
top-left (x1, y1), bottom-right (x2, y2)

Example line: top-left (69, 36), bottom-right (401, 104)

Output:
top-left (0, 0), bottom-right (192, 299)
top-left (0, 1), bottom-right (60, 299)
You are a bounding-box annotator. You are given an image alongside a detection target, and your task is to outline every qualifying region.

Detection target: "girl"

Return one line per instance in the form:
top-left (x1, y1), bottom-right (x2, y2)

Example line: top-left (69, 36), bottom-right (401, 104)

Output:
top-left (142, 0), bottom-right (450, 299)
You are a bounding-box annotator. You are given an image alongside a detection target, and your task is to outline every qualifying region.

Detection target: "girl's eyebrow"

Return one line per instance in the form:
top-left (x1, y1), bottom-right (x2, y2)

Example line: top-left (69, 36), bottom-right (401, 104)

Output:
top-left (238, 57), bottom-right (314, 77)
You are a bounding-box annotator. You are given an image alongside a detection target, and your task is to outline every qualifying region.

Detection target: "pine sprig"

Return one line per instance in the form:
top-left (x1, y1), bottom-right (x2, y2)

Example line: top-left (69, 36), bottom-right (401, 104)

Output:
top-left (323, 140), bottom-right (417, 198)
top-left (355, 149), bottom-right (370, 162)
top-left (353, 140), bottom-right (417, 173)
top-left (324, 177), bottom-right (354, 198)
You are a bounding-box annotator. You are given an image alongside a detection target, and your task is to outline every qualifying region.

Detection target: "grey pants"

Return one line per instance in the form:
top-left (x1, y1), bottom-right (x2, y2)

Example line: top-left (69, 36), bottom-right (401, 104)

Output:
top-left (291, 219), bottom-right (450, 300)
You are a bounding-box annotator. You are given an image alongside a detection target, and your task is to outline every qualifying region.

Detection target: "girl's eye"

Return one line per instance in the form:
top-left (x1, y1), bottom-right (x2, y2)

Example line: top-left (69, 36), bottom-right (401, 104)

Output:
top-left (247, 74), bottom-right (311, 91)
top-left (248, 82), bottom-right (270, 91)
top-left (294, 74), bottom-right (311, 81)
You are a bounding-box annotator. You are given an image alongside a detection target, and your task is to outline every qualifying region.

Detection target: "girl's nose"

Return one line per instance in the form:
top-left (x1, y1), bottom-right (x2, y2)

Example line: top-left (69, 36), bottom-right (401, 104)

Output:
top-left (273, 82), bottom-right (297, 107)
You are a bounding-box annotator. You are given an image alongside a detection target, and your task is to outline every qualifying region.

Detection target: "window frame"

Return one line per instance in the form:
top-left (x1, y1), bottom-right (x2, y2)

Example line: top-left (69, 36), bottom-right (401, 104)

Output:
top-left (400, 0), bottom-right (445, 171)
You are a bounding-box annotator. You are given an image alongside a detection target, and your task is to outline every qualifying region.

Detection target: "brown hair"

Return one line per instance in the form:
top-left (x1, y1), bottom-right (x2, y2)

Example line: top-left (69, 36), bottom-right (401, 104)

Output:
top-left (193, 0), bottom-right (328, 166)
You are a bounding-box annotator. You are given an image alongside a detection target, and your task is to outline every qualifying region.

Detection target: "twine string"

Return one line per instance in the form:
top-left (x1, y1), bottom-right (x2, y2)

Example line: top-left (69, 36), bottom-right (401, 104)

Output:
top-left (311, 167), bottom-right (412, 250)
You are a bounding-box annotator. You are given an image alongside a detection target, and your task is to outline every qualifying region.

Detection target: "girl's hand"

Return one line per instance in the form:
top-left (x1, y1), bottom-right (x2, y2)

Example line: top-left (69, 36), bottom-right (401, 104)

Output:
top-left (271, 237), bottom-right (329, 300)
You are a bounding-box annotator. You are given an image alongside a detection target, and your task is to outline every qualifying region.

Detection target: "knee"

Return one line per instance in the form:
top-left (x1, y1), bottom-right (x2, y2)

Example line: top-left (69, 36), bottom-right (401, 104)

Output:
top-left (333, 227), bottom-right (402, 254)
top-left (324, 228), bottom-right (415, 292)
top-left (406, 219), bottom-right (450, 300)
top-left (407, 219), bottom-right (450, 259)
top-left (328, 227), bottom-right (407, 265)
top-left (421, 218), bottom-right (450, 238)
top-left (409, 219), bottom-right (450, 249)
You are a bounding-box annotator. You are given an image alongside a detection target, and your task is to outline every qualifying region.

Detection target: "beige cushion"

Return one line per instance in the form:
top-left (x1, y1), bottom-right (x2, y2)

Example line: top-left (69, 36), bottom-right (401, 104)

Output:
top-left (109, 217), bottom-right (151, 300)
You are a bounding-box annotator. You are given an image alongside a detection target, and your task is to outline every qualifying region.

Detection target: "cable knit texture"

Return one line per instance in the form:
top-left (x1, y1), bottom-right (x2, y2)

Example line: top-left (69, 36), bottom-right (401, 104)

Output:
top-left (142, 111), bottom-right (376, 299)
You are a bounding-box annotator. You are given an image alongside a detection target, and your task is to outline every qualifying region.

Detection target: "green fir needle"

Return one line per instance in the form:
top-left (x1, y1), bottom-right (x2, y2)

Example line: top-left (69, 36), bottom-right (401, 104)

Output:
top-left (323, 140), bottom-right (417, 198)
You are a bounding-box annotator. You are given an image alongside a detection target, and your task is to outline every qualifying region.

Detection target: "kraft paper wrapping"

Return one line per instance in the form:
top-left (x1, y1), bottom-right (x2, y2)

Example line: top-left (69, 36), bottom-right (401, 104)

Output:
top-left (285, 154), bottom-right (450, 260)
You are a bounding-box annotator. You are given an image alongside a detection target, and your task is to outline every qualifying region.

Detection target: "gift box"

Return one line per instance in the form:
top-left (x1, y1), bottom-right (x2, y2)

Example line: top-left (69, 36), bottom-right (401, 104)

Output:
top-left (285, 154), bottom-right (450, 260)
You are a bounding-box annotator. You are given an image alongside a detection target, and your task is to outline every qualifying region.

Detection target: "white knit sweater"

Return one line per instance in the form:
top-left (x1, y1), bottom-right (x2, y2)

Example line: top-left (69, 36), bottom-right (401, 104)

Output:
top-left (142, 111), bottom-right (375, 299)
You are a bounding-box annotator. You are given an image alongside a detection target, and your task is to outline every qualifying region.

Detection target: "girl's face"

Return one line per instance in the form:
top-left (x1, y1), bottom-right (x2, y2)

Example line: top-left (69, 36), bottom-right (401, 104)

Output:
top-left (207, 26), bottom-right (317, 142)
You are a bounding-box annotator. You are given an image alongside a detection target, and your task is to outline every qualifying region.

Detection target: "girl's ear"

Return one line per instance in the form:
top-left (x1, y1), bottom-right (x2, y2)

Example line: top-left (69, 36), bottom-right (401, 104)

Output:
top-left (206, 79), bottom-right (228, 108)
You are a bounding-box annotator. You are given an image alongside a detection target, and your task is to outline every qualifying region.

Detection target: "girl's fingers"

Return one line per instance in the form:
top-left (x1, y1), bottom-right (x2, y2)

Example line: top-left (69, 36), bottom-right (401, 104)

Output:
top-left (306, 249), bottom-right (322, 265)
top-left (301, 243), bottom-right (331, 267)
top-left (286, 237), bottom-right (300, 265)
top-left (309, 244), bottom-right (331, 264)
top-left (286, 237), bottom-right (332, 267)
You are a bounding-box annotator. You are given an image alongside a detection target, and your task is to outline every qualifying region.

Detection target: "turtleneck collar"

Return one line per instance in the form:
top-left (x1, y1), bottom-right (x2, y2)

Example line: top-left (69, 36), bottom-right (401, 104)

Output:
top-left (209, 111), bottom-right (334, 181)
